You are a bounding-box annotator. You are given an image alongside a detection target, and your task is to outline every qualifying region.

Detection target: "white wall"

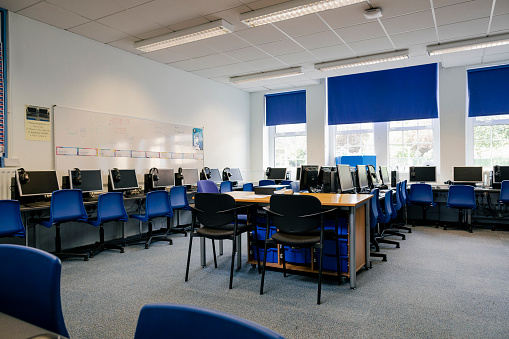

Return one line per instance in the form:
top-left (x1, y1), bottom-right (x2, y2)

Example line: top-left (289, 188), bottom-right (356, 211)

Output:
top-left (6, 13), bottom-right (250, 171)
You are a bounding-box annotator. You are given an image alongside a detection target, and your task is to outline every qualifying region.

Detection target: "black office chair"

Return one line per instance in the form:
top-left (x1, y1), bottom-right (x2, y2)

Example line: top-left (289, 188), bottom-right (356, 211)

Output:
top-left (260, 194), bottom-right (339, 305)
top-left (185, 193), bottom-right (257, 289)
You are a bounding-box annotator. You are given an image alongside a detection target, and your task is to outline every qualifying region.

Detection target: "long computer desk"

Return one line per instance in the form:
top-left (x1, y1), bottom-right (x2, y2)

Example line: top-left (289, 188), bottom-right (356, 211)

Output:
top-left (0, 312), bottom-right (68, 339)
top-left (221, 191), bottom-right (372, 289)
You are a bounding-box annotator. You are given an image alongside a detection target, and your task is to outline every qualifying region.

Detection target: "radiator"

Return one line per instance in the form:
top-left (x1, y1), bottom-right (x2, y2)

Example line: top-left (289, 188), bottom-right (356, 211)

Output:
top-left (0, 169), bottom-right (16, 199)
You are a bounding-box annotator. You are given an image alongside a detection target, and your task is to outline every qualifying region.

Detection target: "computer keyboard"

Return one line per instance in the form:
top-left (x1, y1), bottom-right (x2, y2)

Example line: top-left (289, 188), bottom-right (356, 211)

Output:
top-left (24, 201), bottom-right (51, 208)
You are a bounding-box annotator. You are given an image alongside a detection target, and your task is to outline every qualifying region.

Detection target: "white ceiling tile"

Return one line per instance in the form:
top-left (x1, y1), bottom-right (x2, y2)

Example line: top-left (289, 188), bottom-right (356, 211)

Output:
top-left (109, 0), bottom-right (155, 10)
top-left (167, 42), bottom-right (218, 58)
top-left (242, 0), bottom-right (290, 11)
top-left (381, 10), bottom-right (435, 35)
top-left (432, 0), bottom-right (473, 8)
top-left (438, 18), bottom-right (490, 42)
top-left (334, 21), bottom-right (386, 43)
top-left (293, 31), bottom-right (343, 50)
top-left (370, 0), bottom-right (431, 18)
top-left (273, 13), bottom-right (330, 38)
top-left (201, 34), bottom-right (252, 53)
top-left (97, 8), bottom-right (162, 35)
top-left (276, 51), bottom-right (320, 65)
top-left (127, 0), bottom-right (201, 27)
top-left (494, 0), bottom-right (509, 15)
top-left (316, 3), bottom-right (370, 30)
top-left (134, 27), bottom-right (173, 40)
top-left (434, 1), bottom-right (492, 26)
top-left (167, 17), bottom-right (210, 31)
top-left (69, 21), bottom-right (129, 43)
top-left (108, 37), bottom-right (144, 55)
top-left (18, 1), bottom-right (89, 29)
top-left (192, 53), bottom-right (240, 68)
top-left (309, 44), bottom-right (356, 61)
top-left (234, 24), bottom-right (287, 45)
top-left (143, 49), bottom-right (189, 63)
top-left (184, 0), bottom-right (241, 15)
top-left (46, 0), bottom-right (124, 20)
top-left (242, 57), bottom-right (287, 71)
top-left (391, 28), bottom-right (438, 50)
top-left (0, 0), bottom-right (39, 12)
top-left (258, 39), bottom-right (305, 56)
top-left (224, 47), bottom-right (271, 62)
top-left (347, 36), bottom-right (394, 55)
top-left (490, 14), bottom-right (509, 34)
top-left (169, 58), bottom-right (209, 72)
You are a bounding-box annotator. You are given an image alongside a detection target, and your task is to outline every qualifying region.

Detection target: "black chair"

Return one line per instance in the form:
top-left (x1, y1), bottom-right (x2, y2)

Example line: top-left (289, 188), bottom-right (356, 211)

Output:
top-left (260, 194), bottom-right (338, 305)
top-left (185, 193), bottom-right (256, 289)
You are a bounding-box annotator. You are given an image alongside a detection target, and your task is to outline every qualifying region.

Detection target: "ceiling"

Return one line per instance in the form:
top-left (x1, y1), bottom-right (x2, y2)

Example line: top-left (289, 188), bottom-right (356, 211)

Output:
top-left (1, 0), bottom-right (509, 92)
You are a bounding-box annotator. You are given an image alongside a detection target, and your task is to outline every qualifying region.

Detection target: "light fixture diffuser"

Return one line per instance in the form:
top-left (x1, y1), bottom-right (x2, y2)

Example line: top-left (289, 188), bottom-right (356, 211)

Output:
top-left (427, 33), bottom-right (509, 56)
top-left (315, 50), bottom-right (409, 71)
top-left (240, 0), bottom-right (365, 27)
top-left (134, 20), bottom-right (234, 52)
top-left (230, 67), bottom-right (303, 84)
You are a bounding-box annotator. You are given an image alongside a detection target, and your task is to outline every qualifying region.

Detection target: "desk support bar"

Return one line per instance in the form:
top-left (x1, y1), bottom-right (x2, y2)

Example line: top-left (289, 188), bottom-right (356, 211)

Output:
top-left (348, 206), bottom-right (356, 289)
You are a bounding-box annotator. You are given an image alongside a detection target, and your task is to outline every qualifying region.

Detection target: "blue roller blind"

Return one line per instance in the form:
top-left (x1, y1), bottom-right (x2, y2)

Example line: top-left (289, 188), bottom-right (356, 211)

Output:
top-left (328, 63), bottom-right (439, 125)
top-left (265, 90), bottom-right (306, 126)
top-left (468, 64), bottom-right (509, 117)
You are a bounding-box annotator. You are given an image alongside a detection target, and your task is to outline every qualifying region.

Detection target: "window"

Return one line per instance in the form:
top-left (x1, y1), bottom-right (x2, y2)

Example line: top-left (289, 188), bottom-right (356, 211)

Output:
top-left (470, 114), bottom-right (509, 168)
top-left (270, 123), bottom-right (306, 179)
top-left (334, 123), bottom-right (374, 156)
top-left (388, 119), bottom-right (437, 172)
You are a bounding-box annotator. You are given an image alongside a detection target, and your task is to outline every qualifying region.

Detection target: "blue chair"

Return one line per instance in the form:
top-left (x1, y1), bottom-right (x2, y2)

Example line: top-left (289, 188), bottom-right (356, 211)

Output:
top-left (496, 180), bottom-right (509, 231)
top-left (391, 182), bottom-right (412, 233)
top-left (280, 180), bottom-right (292, 187)
top-left (86, 192), bottom-right (127, 257)
top-left (0, 244), bottom-right (69, 337)
top-left (259, 179), bottom-right (275, 186)
top-left (370, 189), bottom-right (387, 262)
top-left (197, 179), bottom-right (219, 193)
top-left (408, 183), bottom-right (436, 227)
top-left (375, 190), bottom-right (400, 248)
top-left (169, 185), bottom-right (191, 236)
top-left (134, 303), bottom-right (284, 339)
top-left (0, 200), bottom-right (26, 245)
top-left (382, 190), bottom-right (406, 240)
top-left (445, 185), bottom-right (477, 233)
top-left (37, 189), bottom-right (89, 261)
top-left (243, 182), bottom-right (254, 191)
top-left (220, 180), bottom-right (233, 193)
top-left (130, 190), bottom-right (174, 249)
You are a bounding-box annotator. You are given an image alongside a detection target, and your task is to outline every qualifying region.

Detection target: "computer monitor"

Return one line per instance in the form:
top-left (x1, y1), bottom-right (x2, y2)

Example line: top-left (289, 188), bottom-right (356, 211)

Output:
top-left (153, 168), bottom-right (174, 188)
top-left (109, 169), bottom-right (139, 191)
top-left (182, 168), bottom-right (199, 186)
top-left (16, 170), bottom-right (60, 197)
top-left (69, 169), bottom-right (103, 193)
top-left (367, 165), bottom-right (379, 188)
top-left (208, 168), bottom-right (222, 182)
top-left (452, 166), bottom-right (483, 183)
top-left (379, 166), bottom-right (390, 187)
top-left (337, 165), bottom-right (355, 193)
top-left (493, 165), bottom-right (509, 184)
top-left (356, 165), bottom-right (369, 191)
top-left (296, 167), bottom-right (301, 181)
top-left (409, 166), bottom-right (436, 183)
top-left (317, 166), bottom-right (333, 184)
top-left (229, 168), bottom-right (243, 181)
top-left (267, 167), bottom-right (287, 180)
top-left (299, 165), bottom-right (319, 192)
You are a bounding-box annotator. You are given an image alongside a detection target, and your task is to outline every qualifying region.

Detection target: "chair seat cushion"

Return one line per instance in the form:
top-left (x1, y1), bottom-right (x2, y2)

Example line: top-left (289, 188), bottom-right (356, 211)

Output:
top-left (196, 224), bottom-right (252, 240)
top-left (271, 229), bottom-right (336, 247)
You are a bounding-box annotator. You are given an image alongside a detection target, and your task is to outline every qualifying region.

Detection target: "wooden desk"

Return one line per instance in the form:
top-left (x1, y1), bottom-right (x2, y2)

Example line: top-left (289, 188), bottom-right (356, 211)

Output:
top-left (0, 312), bottom-right (67, 339)
top-left (226, 191), bottom-right (372, 289)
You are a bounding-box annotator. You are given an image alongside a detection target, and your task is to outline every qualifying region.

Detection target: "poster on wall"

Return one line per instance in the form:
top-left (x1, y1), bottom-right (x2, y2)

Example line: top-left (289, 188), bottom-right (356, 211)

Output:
top-left (25, 105), bottom-right (51, 141)
top-left (193, 128), bottom-right (203, 150)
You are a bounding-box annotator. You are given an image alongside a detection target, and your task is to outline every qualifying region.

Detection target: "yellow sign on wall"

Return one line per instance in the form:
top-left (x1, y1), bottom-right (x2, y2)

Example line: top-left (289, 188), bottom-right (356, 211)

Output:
top-left (25, 105), bottom-right (51, 141)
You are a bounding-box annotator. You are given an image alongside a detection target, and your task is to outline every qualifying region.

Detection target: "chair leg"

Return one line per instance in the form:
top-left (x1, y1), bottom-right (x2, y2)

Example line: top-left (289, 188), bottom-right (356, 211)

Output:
top-left (260, 242), bottom-right (269, 295)
top-left (89, 225), bottom-right (124, 258)
top-left (282, 246), bottom-right (287, 278)
top-left (143, 220), bottom-right (173, 249)
top-left (378, 238), bottom-right (400, 248)
top-left (185, 235), bottom-right (194, 282)
top-left (54, 224), bottom-right (89, 261)
top-left (229, 236), bottom-right (236, 289)
top-left (370, 252), bottom-right (387, 262)
top-left (212, 240), bottom-right (217, 268)
top-left (317, 245), bottom-right (323, 305)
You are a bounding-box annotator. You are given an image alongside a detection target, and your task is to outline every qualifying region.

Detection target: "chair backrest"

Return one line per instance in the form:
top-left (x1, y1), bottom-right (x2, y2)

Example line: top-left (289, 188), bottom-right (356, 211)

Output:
top-left (170, 185), bottom-right (189, 209)
top-left (290, 181), bottom-right (300, 192)
top-left (0, 244), bottom-right (69, 337)
top-left (220, 181), bottom-right (233, 193)
top-left (50, 189), bottom-right (88, 224)
top-left (243, 183), bottom-right (254, 191)
top-left (280, 180), bottom-right (292, 186)
top-left (447, 185), bottom-right (476, 209)
top-left (197, 180), bottom-right (219, 193)
top-left (96, 192), bottom-right (129, 224)
top-left (408, 183), bottom-right (434, 205)
top-left (394, 182), bottom-right (403, 211)
top-left (134, 303), bottom-right (284, 339)
top-left (401, 180), bottom-right (408, 204)
top-left (499, 180), bottom-right (509, 203)
top-left (370, 189), bottom-right (380, 230)
top-left (269, 194), bottom-right (322, 234)
top-left (259, 179), bottom-right (275, 186)
top-left (145, 190), bottom-right (173, 218)
top-left (194, 193), bottom-right (236, 227)
top-left (384, 190), bottom-right (397, 221)
top-left (0, 200), bottom-right (25, 238)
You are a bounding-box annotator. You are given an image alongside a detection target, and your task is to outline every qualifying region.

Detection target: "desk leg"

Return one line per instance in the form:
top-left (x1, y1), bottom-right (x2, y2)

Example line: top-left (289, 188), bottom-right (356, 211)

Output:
top-left (200, 237), bottom-right (206, 267)
top-left (365, 200), bottom-right (370, 271)
top-left (349, 206), bottom-right (356, 289)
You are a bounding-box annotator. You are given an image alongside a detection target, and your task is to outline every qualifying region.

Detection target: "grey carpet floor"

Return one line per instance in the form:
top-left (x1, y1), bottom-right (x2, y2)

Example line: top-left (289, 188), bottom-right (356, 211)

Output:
top-left (60, 226), bottom-right (509, 338)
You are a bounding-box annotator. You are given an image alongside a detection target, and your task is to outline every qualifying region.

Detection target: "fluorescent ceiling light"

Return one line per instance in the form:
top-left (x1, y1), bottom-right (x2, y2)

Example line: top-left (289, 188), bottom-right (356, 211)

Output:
top-left (427, 33), bottom-right (509, 56)
top-left (134, 20), bottom-right (234, 52)
top-left (240, 0), bottom-right (365, 27)
top-left (315, 50), bottom-right (409, 71)
top-left (230, 67), bottom-right (303, 84)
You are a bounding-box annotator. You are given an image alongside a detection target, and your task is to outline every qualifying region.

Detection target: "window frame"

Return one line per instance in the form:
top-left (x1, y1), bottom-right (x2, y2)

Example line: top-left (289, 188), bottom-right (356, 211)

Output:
top-left (466, 114), bottom-right (509, 168)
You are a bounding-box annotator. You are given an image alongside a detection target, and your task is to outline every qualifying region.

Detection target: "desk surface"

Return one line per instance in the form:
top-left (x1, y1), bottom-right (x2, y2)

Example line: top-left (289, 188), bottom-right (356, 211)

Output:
top-left (0, 312), bottom-right (67, 339)
top-left (226, 191), bottom-right (372, 207)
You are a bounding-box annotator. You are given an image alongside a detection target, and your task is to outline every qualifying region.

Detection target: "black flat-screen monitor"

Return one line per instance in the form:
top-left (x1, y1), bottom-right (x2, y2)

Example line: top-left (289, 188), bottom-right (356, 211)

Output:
top-left (267, 167), bottom-right (287, 180)
top-left (379, 166), bottom-right (390, 186)
top-left (209, 168), bottom-right (222, 182)
top-left (493, 165), bottom-right (509, 183)
top-left (409, 166), bottom-right (436, 183)
top-left (356, 165), bottom-right (369, 190)
top-left (182, 168), bottom-right (199, 186)
top-left (296, 167), bottom-right (301, 181)
top-left (229, 168), bottom-right (243, 181)
top-left (109, 169), bottom-right (139, 190)
top-left (69, 169), bottom-right (103, 193)
top-left (452, 166), bottom-right (483, 183)
top-left (299, 165), bottom-right (319, 192)
top-left (367, 165), bottom-right (379, 187)
top-left (153, 168), bottom-right (174, 188)
top-left (337, 165), bottom-right (355, 193)
top-left (16, 170), bottom-right (60, 197)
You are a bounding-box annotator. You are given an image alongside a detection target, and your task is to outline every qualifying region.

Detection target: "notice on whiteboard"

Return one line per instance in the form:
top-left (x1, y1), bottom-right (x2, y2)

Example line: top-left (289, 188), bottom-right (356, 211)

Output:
top-left (25, 105), bottom-right (51, 141)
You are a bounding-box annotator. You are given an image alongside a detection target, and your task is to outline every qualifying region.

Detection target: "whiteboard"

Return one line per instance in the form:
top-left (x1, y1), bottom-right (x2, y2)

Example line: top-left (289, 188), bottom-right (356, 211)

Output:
top-left (54, 106), bottom-right (204, 186)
